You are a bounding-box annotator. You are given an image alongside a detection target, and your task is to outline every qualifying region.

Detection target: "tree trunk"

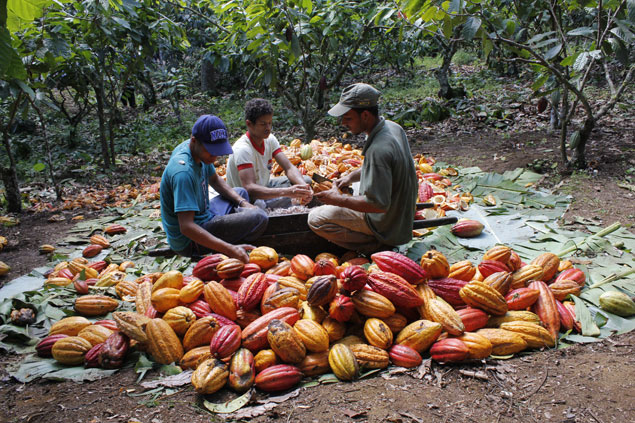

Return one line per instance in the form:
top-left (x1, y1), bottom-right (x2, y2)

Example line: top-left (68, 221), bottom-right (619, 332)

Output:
top-left (436, 39), bottom-right (465, 100)
top-left (95, 82), bottom-right (112, 168)
top-left (30, 100), bottom-right (63, 201)
top-left (1, 94), bottom-right (23, 213)
top-left (572, 118), bottom-right (594, 169)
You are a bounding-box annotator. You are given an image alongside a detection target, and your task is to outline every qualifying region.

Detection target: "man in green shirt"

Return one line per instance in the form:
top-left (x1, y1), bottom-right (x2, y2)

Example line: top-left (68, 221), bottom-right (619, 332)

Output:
top-left (308, 83), bottom-right (417, 253)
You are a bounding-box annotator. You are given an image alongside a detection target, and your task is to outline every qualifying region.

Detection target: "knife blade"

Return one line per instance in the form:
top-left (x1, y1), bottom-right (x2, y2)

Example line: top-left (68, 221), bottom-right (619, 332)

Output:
top-left (311, 173), bottom-right (353, 194)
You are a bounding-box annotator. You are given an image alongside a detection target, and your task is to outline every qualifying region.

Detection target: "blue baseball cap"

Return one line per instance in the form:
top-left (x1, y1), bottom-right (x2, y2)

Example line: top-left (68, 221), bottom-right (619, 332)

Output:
top-left (191, 115), bottom-right (233, 156)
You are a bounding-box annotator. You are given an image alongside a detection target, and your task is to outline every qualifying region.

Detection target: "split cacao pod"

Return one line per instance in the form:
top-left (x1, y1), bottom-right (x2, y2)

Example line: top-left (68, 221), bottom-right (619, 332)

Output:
top-left (328, 343), bottom-right (359, 381)
top-left (74, 295), bottom-right (119, 316)
top-left (255, 364), bottom-right (302, 391)
top-left (228, 348), bottom-right (255, 393)
top-left (191, 358), bottom-right (229, 394)
top-left (371, 251), bottom-right (427, 284)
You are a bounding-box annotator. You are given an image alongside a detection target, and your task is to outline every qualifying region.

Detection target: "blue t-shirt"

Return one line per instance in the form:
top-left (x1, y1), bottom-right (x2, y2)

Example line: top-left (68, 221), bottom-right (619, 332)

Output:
top-left (160, 140), bottom-right (217, 251)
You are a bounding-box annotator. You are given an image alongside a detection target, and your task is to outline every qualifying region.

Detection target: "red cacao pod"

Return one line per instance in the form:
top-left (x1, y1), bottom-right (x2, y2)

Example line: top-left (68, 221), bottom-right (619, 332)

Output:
top-left (210, 324), bottom-right (242, 359)
top-left (371, 251), bottom-right (427, 284)
top-left (430, 338), bottom-right (469, 363)
top-left (388, 344), bottom-right (422, 368)
top-left (98, 332), bottom-right (129, 369)
top-left (367, 271), bottom-right (423, 308)
top-left (427, 278), bottom-right (468, 307)
top-left (192, 254), bottom-right (227, 281)
top-left (340, 265), bottom-right (368, 292)
top-left (456, 307), bottom-right (489, 332)
top-left (84, 343), bottom-right (104, 368)
top-left (36, 334), bottom-right (69, 358)
top-left (255, 364), bottom-right (302, 392)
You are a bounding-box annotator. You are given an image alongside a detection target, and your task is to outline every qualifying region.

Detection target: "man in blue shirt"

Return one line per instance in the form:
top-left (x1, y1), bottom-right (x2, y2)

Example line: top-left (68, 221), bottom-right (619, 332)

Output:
top-left (160, 115), bottom-right (268, 262)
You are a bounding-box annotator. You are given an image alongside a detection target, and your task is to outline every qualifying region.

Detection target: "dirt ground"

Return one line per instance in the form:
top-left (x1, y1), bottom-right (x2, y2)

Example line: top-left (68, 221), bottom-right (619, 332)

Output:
top-left (0, 121), bottom-right (634, 422)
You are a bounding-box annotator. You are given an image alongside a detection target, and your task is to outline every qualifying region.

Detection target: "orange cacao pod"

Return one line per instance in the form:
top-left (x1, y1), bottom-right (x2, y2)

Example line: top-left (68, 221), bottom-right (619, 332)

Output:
top-left (554, 268), bottom-right (585, 287)
top-left (290, 254), bottom-right (315, 280)
top-left (203, 281), bottom-right (237, 321)
top-left (363, 318), bottom-right (393, 350)
top-left (241, 307), bottom-right (300, 351)
top-left (527, 280), bottom-right (560, 339)
top-left (487, 310), bottom-right (542, 327)
top-left (152, 270), bottom-right (183, 292)
top-left (254, 349), bottom-right (278, 373)
top-left (313, 259), bottom-right (337, 277)
top-left (457, 332), bottom-right (493, 359)
top-left (51, 336), bottom-right (93, 365)
top-left (299, 351), bottom-right (331, 376)
top-left (145, 318), bottom-right (184, 364)
top-left (179, 346), bottom-right (212, 370)
top-left (182, 315), bottom-right (220, 351)
top-left (115, 280), bottom-right (138, 300)
top-left (249, 246), bottom-right (278, 270)
top-left (77, 324), bottom-right (113, 347)
top-left (459, 281), bottom-right (508, 316)
top-left (483, 271), bottom-right (513, 296)
top-left (395, 320), bottom-right (443, 353)
top-left (277, 275), bottom-right (308, 300)
top-left (216, 258), bottom-right (245, 280)
top-left (261, 287), bottom-right (301, 314)
top-left (150, 288), bottom-right (181, 313)
top-left (293, 319), bottom-right (329, 352)
top-left (328, 295), bottom-right (355, 322)
top-left (350, 344), bottom-right (390, 369)
top-left (267, 319), bottom-right (306, 364)
top-left (351, 289), bottom-right (395, 318)
top-left (548, 279), bottom-right (581, 301)
top-left (383, 313), bottom-right (408, 334)
top-left (162, 306), bottom-right (197, 336)
top-left (228, 348), bottom-right (255, 393)
top-left (505, 288), bottom-right (540, 310)
top-left (530, 252), bottom-right (560, 281)
top-left (456, 307), bottom-right (489, 332)
top-left (482, 245), bottom-right (512, 264)
top-left (49, 316), bottom-right (91, 336)
top-left (499, 321), bottom-right (555, 349)
top-left (104, 224), bottom-right (126, 235)
top-left (179, 278), bottom-right (204, 303)
top-left (510, 264), bottom-right (544, 289)
top-left (322, 316), bottom-right (346, 342)
top-left (425, 298), bottom-right (465, 336)
top-left (476, 328), bottom-right (527, 355)
top-left (89, 234), bottom-right (110, 248)
top-left (419, 250), bottom-right (450, 279)
top-left (74, 295), bottom-right (119, 316)
top-left (265, 259), bottom-right (291, 276)
top-left (448, 260), bottom-right (477, 281)
top-left (191, 358), bottom-right (229, 394)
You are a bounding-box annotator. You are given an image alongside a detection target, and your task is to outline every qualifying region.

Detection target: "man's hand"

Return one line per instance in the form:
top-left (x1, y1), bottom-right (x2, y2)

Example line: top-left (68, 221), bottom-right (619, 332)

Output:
top-left (225, 244), bottom-right (255, 263)
top-left (313, 185), bottom-right (343, 206)
top-left (287, 184), bottom-right (313, 203)
top-left (238, 200), bottom-right (259, 210)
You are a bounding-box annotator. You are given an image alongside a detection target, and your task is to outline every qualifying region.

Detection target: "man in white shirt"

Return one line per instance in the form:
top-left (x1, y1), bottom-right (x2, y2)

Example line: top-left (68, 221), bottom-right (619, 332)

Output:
top-left (226, 98), bottom-right (312, 208)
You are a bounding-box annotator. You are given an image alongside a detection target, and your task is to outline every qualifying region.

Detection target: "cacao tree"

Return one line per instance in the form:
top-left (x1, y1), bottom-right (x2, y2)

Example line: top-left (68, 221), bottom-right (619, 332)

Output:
top-left (189, 0), bottom-right (402, 141)
top-left (402, 0), bottom-right (634, 169)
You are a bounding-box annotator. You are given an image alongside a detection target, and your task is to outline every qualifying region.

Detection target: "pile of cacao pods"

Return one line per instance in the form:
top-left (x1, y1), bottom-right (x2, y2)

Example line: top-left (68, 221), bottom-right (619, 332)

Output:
top-left (36, 242), bottom-right (615, 396)
top-left (214, 138), bottom-right (469, 215)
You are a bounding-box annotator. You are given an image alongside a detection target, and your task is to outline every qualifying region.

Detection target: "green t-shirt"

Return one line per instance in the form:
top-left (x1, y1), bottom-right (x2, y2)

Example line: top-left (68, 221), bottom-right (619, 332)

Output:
top-left (360, 118), bottom-right (417, 246)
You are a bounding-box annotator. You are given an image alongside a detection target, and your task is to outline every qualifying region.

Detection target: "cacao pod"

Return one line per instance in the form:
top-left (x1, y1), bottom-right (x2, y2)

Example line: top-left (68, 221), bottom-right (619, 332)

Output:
top-left (459, 281), bottom-right (508, 316)
top-left (146, 318), bottom-right (184, 364)
top-left (210, 324), bottom-right (242, 359)
top-left (451, 219), bottom-right (484, 238)
top-left (36, 334), bottom-right (69, 357)
top-left (430, 338), bottom-right (469, 362)
top-left (182, 316), bottom-right (221, 351)
top-left (98, 332), bottom-right (129, 368)
top-left (328, 343), bottom-right (359, 381)
top-left (74, 295), bottom-right (119, 316)
top-left (419, 250), bottom-right (450, 279)
top-left (388, 344), bottom-right (422, 368)
top-left (249, 246), bottom-right (278, 270)
top-left (299, 351), bottom-right (330, 376)
top-left (228, 348), bottom-right (255, 393)
top-left (528, 280), bottom-right (560, 340)
top-left (371, 251), bottom-right (427, 284)
top-left (599, 291), bottom-right (635, 317)
top-left (255, 364), bottom-right (302, 392)
top-left (267, 319), bottom-right (306, 364)
top-left (367, 271), bottom-right (423, 308)
top-left (51, 336), bottom-right (92, 365)
top-left (191, 358), bottom-right (229, 395)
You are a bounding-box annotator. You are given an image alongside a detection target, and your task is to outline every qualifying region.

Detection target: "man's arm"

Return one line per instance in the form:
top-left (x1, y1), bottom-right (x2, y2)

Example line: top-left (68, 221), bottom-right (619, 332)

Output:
top-left (237, 163), bottom-right (311, 201)
top-left (275, 152), bottom-right (308, 186)
top-left (209, 173), bottom-right (256, 209)
top-left (334, 168), bottom-right (361, 190)
top-left (314, 187), bottom-right (386, 213)
top-left (177, 211), bottom-right (251, 262)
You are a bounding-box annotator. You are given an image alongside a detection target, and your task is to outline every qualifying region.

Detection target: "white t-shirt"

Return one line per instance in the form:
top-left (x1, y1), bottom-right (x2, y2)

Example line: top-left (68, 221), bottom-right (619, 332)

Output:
top-left (226, 133), bottom-right (282, 188)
